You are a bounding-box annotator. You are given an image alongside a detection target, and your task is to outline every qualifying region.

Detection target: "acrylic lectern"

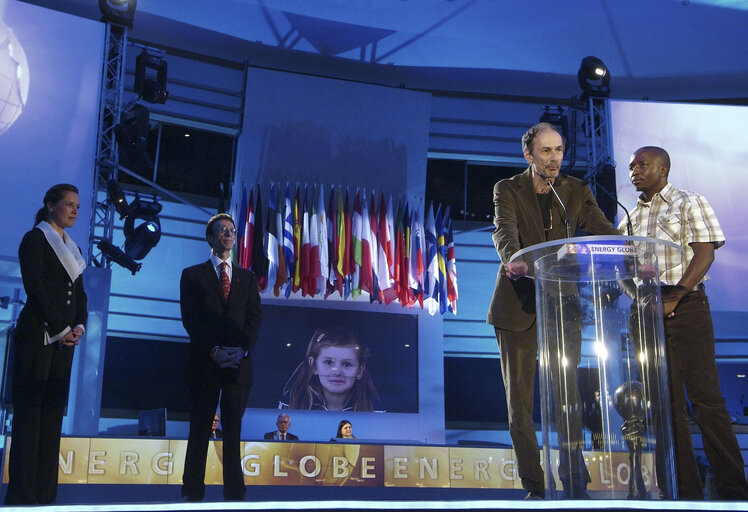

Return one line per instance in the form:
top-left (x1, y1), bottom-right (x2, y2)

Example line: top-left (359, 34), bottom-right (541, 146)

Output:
top-left (510, 235), bottom-right (683, 499)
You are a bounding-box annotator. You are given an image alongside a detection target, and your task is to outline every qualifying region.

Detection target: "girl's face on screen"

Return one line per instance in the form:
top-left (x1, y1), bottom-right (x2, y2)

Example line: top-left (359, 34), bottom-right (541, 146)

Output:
top-left (310, 346), bottom-right (363, 395)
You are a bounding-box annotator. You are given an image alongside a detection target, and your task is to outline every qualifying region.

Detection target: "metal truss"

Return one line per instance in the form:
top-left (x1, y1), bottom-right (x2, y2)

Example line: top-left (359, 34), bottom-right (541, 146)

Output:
top-left (582, 96), bottom-right (614, 185)
top-left (88, 23), bottom-right (129, 266)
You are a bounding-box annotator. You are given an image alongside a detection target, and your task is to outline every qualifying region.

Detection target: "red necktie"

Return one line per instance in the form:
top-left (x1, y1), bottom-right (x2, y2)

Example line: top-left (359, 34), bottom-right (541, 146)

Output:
top-left (280, 433), bottom-right (285, 440)
top-left (220, 262), bottom-right (230, 300)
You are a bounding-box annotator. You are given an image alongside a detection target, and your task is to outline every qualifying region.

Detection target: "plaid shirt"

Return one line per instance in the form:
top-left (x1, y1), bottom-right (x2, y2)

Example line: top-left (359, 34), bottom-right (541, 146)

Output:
top-left (620, 182), bottom-right (725, 286)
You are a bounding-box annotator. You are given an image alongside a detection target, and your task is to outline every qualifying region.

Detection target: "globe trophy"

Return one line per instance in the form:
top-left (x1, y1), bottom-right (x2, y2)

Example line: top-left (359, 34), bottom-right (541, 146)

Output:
top-left (614, 381), bottom-right (648, 499)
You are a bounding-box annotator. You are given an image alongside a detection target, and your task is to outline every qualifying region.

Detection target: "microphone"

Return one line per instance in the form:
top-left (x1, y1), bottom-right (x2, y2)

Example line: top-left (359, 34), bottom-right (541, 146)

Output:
top-left (593, 181), bottom-right (633, 236)
top-left (546, 179), bottom-right (571, 238)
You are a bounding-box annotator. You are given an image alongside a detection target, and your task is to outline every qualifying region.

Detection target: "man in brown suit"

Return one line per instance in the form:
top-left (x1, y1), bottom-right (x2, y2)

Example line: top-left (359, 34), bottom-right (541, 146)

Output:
top-left (486, 123), bottom-right (619, 499)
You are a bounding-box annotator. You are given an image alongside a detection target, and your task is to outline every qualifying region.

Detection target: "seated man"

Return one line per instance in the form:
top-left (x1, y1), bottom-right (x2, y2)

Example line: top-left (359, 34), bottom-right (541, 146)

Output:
top-left (264, 413), bottom-right (298, 441)
top-left (210, 412), bottom-right (222, 439)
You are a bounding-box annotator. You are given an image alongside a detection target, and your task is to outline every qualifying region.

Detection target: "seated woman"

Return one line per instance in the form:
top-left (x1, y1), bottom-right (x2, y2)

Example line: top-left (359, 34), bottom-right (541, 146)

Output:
top-left (336, 419), bottom-right (356, 439)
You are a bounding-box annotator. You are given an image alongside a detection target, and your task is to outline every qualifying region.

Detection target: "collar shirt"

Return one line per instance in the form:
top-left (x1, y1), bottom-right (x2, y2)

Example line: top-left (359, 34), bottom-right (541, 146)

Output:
top-left (209, 253), bottom-right (233, 283)
top-left (620, 182), bottom-right (724, 286)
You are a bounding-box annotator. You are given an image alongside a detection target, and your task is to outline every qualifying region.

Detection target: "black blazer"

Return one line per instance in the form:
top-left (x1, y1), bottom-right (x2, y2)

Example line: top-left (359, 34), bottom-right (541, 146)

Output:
top-left (486, 169), bottom-right (619, 332)
top-left (263, 431), bottom-right (298, 440)
top-left (180, 260), bottom-right (262, 386)
top-left (16, 228), bottom-right (87, 341)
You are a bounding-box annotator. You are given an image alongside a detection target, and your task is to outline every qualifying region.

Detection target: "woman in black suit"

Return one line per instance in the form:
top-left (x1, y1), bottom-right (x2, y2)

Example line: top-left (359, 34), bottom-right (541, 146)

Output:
top-left (5, 184), bottom-right (87, 505)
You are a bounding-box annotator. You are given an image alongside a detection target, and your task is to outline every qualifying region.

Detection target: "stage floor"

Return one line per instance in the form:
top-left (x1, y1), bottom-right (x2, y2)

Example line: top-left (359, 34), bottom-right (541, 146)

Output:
top-left (1, 485), bottom-right (746, 512)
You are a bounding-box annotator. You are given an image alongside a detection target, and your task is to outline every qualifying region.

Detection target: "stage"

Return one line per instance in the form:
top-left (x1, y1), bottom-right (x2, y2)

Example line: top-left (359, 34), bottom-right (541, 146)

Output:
top-left (2, 483), bottom-right (747, 512)
top-left (1, 496), bottom-right (746, 512)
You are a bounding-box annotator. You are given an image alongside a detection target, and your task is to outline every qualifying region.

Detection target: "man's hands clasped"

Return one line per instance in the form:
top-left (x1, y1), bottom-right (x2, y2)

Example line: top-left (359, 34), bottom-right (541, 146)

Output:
top-left (210, 346), bottom-right (244, 369)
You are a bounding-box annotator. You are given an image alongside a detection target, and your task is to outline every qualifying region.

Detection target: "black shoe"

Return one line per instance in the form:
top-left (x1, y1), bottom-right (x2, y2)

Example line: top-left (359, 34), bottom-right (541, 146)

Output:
top-left (183, 494), bottom-right (203, 502)
top-left (223, 489), bottom-right (246, 501)
top-left (563, 488), bottom-right (590, 499)
top-left (524, 490), bottom-right (545, 499)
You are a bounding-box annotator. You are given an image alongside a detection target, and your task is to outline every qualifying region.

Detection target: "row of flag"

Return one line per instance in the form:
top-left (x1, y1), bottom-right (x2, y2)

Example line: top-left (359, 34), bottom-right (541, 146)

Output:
top-left (233, 183), bottom-right (458, 315)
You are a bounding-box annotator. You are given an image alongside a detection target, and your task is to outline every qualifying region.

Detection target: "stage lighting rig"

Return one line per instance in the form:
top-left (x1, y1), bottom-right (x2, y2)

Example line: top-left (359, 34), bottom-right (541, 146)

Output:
top-left (134, 50), bottom-right (168, 104)
top-left (106, 179), bottom-right (129, 219)
top-left (539, 106), bottom-right (569, 147)
top-left (578, 56), bottom-right (610, 99)
top-left (98, 0), bottom-right (137, 27)
top-left (114, 103), bottom-right (153, 175)
top-left (97, 239), bottom-right (142, 275)
top-left (123, 195), bottom-right (162, 260)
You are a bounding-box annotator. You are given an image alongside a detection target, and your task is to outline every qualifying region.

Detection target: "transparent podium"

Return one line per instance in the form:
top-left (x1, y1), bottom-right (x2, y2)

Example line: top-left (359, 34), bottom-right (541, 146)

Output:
top-left (510, 235), bottom-right (682, 500)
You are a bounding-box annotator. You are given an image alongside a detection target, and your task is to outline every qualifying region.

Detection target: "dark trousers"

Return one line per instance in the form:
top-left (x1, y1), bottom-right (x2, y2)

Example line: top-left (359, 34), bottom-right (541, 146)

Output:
top-left (182, 378), bottom-right (251, 500)
top-left (496, 320), bottom-right (590, 496)
top-left (496, 325), bottom-right (544, 494)
top-left (664, 290), bottom-right (748, 500)
top-left (5, 338), bottom-right (74, 505)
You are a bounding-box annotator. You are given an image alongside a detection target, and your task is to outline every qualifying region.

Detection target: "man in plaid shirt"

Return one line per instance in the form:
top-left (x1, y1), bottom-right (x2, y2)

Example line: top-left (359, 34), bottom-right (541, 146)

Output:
top-left (623, 146), bottom-right (748, 500)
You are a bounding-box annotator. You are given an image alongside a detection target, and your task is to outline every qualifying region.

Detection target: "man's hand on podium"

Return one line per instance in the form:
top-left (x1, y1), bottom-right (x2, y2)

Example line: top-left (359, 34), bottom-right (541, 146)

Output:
top-left (504, 261), bottom-right (528, 280)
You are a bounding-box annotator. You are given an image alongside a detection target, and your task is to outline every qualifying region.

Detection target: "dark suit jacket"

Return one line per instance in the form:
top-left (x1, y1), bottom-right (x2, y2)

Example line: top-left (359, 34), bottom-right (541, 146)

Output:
top-left (263, 431), bottom-right (298, 440)
top-left (16, 228), bottom-right (87, 343)
top-left (180, 260), bottom-right (262, 386)
top-left (486, 168), bottom-right (619, 332)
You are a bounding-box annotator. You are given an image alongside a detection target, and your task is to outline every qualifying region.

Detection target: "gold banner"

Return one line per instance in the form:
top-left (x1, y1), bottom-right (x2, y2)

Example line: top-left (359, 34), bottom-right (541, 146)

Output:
top-left (1, 437), bottom-right (656, 491)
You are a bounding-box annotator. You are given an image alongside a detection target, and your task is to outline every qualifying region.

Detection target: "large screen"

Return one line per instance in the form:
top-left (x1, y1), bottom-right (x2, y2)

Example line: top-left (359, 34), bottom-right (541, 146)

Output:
top-left (611, 100), bottom-right (748, 313)
top-left (250, 304), bottom-right (419, 413)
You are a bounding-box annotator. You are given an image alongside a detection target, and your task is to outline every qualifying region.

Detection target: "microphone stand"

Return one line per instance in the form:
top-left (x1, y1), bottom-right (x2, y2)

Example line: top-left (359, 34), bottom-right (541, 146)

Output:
top-left (546, 180), bottom-right (571, 238)
top-left (593, 180), bottom-right (633, 236)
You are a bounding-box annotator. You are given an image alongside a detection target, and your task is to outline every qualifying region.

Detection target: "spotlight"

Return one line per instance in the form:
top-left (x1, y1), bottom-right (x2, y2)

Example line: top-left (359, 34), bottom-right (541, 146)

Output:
top-left (97, 239), bottom-right (142, 275)
top-left (577, 56), bottom-right (610, 99)
top-left (107, 179), bottom-right (129, 219)
top-left (114, 104), bottom-right (153, 174)
top-left (134, 51), bottom-right (168, 104)
top-left (539, 106), bottom-right (569, 147)
top-left (98, 0), bottom-right (137, 27)
top-left (123, 196), bottom-right (162, 260)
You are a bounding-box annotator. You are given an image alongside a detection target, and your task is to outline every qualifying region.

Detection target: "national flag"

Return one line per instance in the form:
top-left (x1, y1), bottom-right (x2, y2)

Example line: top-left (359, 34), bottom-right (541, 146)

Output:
top-left (343, 190), bottom-right (352, 299)
top-left (273, 184), bottom-right (288, 296)
top-left (385, 194), bottom-right (395, 278)
top-left (252, 187), bottom-right (268, 290)
top-left (378, 193), bottom-right (396, 304)
top-left (444, 207), bottom-right (458, 314)
top-left (292, 185), bottom-right (302, 293)
top-left (360, 189), bottom-right (374, 296)
top-left (300, 186), bottom-right (311, 296)
top-left (393, 198), bottom-right (405, 303)
top-left (436, 206), bottom-right (448, 315)
top-left (282, 183), bottom-right (294, 298)
top-left (410, 204), bottom-right (425, 307)
top-left (325, 186), bottom-right (339, 298)
top-left (315, 185), bottom-right (329, 296)
top-left (350, 189), bottom-right (363, 298)
top-left (424, 202), bottom-right (439, 315)
top-left (236, 185), bottom-right (249, 267)
top-left (264, 183), bottom-right (278, 295)
top-left (245, 187), bottom-right (256, 270)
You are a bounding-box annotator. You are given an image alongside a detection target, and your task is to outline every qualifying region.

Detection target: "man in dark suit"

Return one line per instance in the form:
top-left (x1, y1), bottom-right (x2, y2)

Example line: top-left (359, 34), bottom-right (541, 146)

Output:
top-left (263, 413), bottom-right (298, 441)
top-left (486, 122), bottom-right (619, 499)
top-left (180, 213), bottom-right (262, 502)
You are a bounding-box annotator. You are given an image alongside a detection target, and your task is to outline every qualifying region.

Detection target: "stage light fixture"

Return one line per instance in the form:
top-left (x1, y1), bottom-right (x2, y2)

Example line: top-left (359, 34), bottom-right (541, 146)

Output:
top-left (123, 196), bottom-right (162, 260)
top-left (577, 56), bottom-right (610, 99)
top-left (114, 104), bottom-right (153, 174)
top-left (106, 179), bottom-right (129, 219)
top-left (539, 106), bottom-right (569, 147)
top-left (98, 0), bottom-right (137, 27)
top-left (97, 239), bottom-right (142, 275)
top-left (134, 51), bottom-right (168, 104)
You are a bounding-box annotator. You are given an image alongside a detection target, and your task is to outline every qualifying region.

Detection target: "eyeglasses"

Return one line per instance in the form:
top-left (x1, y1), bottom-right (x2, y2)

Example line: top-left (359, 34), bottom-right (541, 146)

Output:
top-left (216, 226), bottom-right (237, 237)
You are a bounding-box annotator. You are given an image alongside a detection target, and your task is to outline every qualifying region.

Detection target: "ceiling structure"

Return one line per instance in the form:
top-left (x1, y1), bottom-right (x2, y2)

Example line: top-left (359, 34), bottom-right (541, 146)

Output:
top-left (13, 0), bottom-right (748, 102)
